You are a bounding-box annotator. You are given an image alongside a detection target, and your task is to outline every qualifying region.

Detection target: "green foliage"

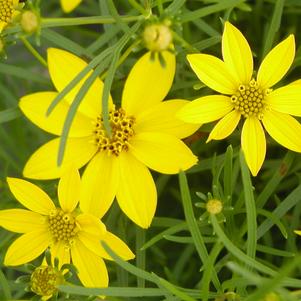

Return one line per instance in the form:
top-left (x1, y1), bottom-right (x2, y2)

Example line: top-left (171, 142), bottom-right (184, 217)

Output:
top-left (1, 0), bottom-right (301, 300)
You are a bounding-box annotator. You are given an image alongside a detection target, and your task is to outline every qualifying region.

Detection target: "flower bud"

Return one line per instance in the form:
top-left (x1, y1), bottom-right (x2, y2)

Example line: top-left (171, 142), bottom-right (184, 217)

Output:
top-left (20, 10), bottom-right (39, 34)
top-left (206, 199), bottom-right (223, 215)
top-left (143, 23), bottom-right (172, 52)
top-left (30, 265), bottom-right (63, 297)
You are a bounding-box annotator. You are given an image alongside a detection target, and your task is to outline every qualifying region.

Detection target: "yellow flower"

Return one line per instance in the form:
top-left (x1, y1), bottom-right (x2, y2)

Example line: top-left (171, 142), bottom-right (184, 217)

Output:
top-left (0, 0), bottom-right (22, 32)
top-left (30, 265), bottom-right (64, 300)
top-left (0, 169), bottom-right (134, 288)
top-left (19, 48), bottom-right (198, 228)
top-left (60, 0), bottom-right (82, 13)
top-left (177, 22), bottom-right (301, 176)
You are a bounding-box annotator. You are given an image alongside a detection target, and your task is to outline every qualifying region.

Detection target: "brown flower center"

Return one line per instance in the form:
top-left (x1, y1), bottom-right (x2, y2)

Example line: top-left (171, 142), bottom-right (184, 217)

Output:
top-left (231, 79), bottom-right (271, 119)
top-left (48, 209), bottom-right (78, 247)
top-left (93, 108), bottom-right (135, 156)
top-left (0, 0), bottom-right (13, 23)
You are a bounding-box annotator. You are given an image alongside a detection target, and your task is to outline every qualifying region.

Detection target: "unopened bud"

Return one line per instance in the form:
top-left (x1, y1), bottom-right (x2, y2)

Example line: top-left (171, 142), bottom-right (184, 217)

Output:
top-left (262, 292), bottom-right (281, 301)
top-left (31, 265), bottom-right (63, 297)
top-left (206, 199), bottom-right (223, 215)
top-left (143, 23), bottom-right (172, 52)
top-left (20, 11), bottom-right (39, 34)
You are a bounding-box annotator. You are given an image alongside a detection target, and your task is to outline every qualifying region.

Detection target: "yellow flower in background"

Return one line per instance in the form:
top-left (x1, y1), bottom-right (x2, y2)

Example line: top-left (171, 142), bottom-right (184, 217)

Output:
top-left (0, 169), bottom-right (134, 288)
top-left (177, 22), bottom-right (301, 176)
top-left (19, 48), bottom-right (198, 228)
top-left (60, 0), bottom-right (82, 13)
top-left (0, 0), bottom-right (23, 32)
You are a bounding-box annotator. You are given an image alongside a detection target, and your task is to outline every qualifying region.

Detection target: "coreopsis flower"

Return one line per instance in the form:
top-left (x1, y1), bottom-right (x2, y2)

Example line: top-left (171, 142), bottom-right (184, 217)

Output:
top-left (0, 0), bottom-right (23, 32)
top-left (19, 48), bottom-right (198, 228)
top-left (17, 250), bottom-right (76, 300)
top-left (177, 22), bottom-right (301, 176)
top-left (30, 264), bottom-right (64, 300)
top-left (60, 0), bottom-right (82, 13)
top-left (0, 169), bottom-right (134, 288)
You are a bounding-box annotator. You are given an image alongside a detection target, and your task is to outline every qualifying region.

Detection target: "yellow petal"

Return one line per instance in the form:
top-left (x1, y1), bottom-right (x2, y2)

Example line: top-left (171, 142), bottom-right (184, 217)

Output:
top-left (0, 209), bottom-right (46, 233)
top-left (177, 95), bottom-right (233, 124)
top-left (241, 117), bottom-right (266, 176)
top-left (76, 213), bottom-right (107, 237)
top-left (134, 99), bottom-right (200, 139)
top-left (58, 168), bottom-right (80, 212)
top-left (0, 21), bottom-right (7, 33)
top-left (266, 83), bottom-right (301, 117)
top-left (262, 110), bottom-right (301, 152)
top-left (222, 22), bottom-right (253, 84)
top-left (257, 35), bottom-right (295, 89)
top-left (294, 230), bottom-right (301, 236)
top-left (78, 231), bottom-right (134, 261)
top-left (288, 79), bottom-right (301, 86)
top-left (116, 152), bottom-right (157, 228)
top-left (5, 230), bottom-right (50, 266)
top-left (71, 240), bottom-right (109, 288)
top-left (60, 0), bottom-right (82, 13)
top-left (130, 132), bottom-right (198, 174)
top-left (7, 178), bottom-right (55, 214)
top-left (19, 92), bottom-right (93, 137)
top-left (80, 153), bottom-right (118, 218)
top-left (47, 48), bottom-right (109, 119)
top-left (207, 110), bottom-right (241, 142)
top-left (100, 231), bottom-right (135, 261)
top-left (122, 51), bottom-right (176, 116)
top-left (51, 241), bottom-right (70, 267)
top-left (187, 54), bottom-right (237, 94)
top-left (23, 137), bottom-right (96, 180)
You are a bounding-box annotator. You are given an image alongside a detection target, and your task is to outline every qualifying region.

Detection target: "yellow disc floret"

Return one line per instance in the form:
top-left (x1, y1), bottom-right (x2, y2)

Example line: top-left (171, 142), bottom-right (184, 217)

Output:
top-left (48, 209), bottom-right (78, 246)
top-left (231, 79), bottom-right (271, 119)
top-left (93, 108), bottom-right (135, 156)
top-left (30, 265), bottom-right (63, 297)
top-left (0, 0), bottom-right (13, 23)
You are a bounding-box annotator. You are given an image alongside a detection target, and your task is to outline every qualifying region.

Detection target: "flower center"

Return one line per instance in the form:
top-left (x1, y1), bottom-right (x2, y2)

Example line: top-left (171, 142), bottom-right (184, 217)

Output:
top-left (231, 79), bottom-right (270, 119)
top-left (30, 266), bottom-right (63, 297)
top-left (206, 199), bottom-right (223, 215)
top-left (48, 209), bottom-right (78, 246)
top-left (93, 108), bottom-right (135, 156)
top-left (0, 0), bottom-right (13, 23)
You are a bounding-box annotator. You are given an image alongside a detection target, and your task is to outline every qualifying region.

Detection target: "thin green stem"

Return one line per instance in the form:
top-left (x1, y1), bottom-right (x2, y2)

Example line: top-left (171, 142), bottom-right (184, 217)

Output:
top-left (100, 39), bottom-right (141, 80)
top-left (179, 171), bottom-right (221, 291)
top-left (172, 31), bottom-right (199, 52)
top-left (40, 15), bottom-right (143, 28)
top-left (136, 227), bottom-right (146, 288)
top-left (20, 36), bottom-right (47, 67)
top-left (128, 0), bottom-right (148, 16)
top-left (157, 0), bottom-right (164, 14)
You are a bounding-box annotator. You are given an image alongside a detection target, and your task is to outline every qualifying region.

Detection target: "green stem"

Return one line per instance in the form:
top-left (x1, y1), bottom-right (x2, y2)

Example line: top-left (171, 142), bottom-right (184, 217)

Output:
top-left (172, 30), bottom-right (199, 52)
top-left (40, 15), bottom-right (143, 28)
top-left (136, 227), bottom-right (146, 288)
top-left (100, 39), bottom-right (141, 80)
top-left (157, 0), bottom-right (164, 14)
top-left (20, 36), bottom-right (48, 67)
top-left (128, 0), bottom-right (148, 16)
